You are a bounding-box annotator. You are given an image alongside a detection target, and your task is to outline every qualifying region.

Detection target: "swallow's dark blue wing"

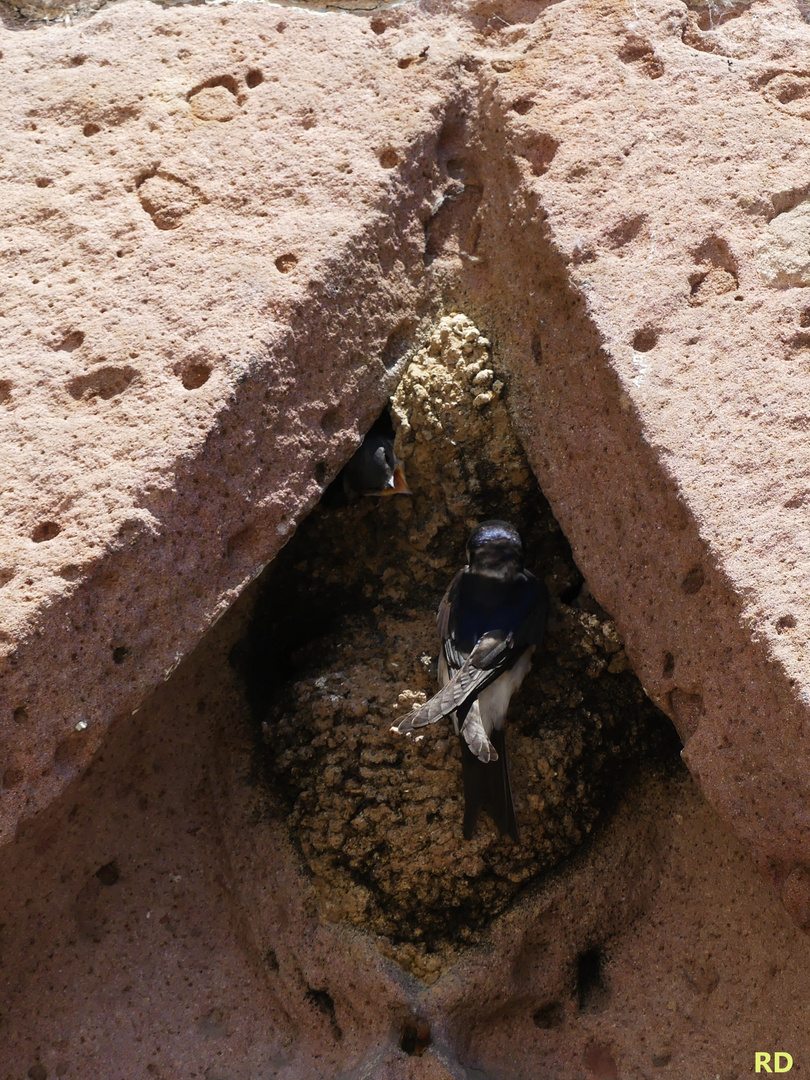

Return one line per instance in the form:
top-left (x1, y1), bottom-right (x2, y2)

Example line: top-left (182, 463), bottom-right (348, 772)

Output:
top-left (394, 570), bottom-right (548, 733)
top-left (451, 569), bottom-right (547, 655)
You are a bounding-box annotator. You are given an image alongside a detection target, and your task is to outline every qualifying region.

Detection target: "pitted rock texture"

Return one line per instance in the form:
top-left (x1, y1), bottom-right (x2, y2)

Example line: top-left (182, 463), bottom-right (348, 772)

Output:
top-left (0, 0), bottom-right (455, 846)
top-left (4, 593), bottom-right (810, 1079)
top-left (245, 316), bottom-right (675, 980)
top-left (450, 0), bottom-right (810, 907)
top-left (6, 0), bottom-right (810, 965)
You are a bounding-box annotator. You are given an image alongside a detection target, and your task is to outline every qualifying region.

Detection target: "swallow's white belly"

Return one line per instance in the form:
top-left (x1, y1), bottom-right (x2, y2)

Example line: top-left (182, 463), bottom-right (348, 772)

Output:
top-left (477, 646), bottom-right (534, 733)
top-left (440, 645), bottom-right (535, 739)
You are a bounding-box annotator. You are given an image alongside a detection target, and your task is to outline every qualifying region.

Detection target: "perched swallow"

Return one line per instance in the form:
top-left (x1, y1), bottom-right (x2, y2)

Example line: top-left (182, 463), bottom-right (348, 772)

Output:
top-left (324, 409), bottom-right (410, 506)
top-left (393, 520), bottom-right (548, 841)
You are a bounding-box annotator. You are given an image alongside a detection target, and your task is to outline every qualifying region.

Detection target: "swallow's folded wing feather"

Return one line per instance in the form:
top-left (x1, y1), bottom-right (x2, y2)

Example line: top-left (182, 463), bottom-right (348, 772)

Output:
top-left (392, 630), bottom-right (513, 733)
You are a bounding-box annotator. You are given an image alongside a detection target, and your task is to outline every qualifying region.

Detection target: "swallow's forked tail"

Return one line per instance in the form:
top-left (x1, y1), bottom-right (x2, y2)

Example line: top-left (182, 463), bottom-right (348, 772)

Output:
top-left (460, 728), bottom-right (518, 842)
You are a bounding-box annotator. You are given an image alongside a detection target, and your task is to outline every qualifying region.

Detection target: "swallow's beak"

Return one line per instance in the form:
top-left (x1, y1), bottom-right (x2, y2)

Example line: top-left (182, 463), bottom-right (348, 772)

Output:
top-left (392, 463), bottom-right (411, 494)
top-left (369, 462), bottom-right (411, 497)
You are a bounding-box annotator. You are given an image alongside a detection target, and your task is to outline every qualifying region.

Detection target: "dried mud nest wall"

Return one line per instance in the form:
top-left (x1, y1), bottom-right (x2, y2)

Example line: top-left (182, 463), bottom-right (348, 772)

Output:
top-left (237, 315), bottom-right (679, 980)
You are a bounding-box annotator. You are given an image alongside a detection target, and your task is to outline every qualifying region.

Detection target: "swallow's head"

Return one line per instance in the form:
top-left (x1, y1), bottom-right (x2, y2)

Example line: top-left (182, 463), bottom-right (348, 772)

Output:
top-left (343, 434), bottom-right (411, 497)
top-left (467, 519), bottom-right (524, 580)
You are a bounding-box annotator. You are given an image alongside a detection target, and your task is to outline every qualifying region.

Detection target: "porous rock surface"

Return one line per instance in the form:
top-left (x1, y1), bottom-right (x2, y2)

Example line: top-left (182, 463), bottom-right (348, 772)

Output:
top-left (6, 0), bottom-right (810, 1072)
top-left (2, 596), bottom-right (810, 1079)
top-left (1, 0), bottom-right (809, 910)
top-left (0, 0), bottom-right (452, 844)
top-left (5, 0), bottom-right (810, 897)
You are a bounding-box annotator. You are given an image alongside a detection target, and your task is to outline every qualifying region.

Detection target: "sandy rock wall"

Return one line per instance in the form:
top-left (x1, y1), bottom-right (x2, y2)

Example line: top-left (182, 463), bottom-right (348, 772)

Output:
top-left (7, 0), bottom-right (810, 1072)
top-left (0, 0), bottom-right (458, 845)
top-left (449, 0), bottom-right (810, 910)
top-left (4, 0), bottom-right (810, 1023)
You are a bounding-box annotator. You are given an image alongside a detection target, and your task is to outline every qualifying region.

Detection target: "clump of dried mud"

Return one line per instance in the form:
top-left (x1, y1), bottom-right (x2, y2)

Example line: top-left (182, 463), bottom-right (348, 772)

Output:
top-left (240, 314), bottom-right (677, 982)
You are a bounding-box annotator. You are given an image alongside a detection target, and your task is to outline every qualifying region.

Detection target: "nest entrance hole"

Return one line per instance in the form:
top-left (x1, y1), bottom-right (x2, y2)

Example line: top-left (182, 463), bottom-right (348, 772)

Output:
top-left (233, 313), bottom-right (680, 978)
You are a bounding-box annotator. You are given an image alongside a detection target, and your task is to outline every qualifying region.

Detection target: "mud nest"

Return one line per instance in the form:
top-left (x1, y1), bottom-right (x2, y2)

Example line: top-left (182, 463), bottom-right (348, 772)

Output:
top-left (238, 313), bottom-right (678, 981)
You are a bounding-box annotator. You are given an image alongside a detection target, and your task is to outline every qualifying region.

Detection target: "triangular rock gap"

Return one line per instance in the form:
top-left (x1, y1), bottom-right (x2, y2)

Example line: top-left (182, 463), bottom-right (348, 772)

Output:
top-left (234, 313), bottom-right (679, 982)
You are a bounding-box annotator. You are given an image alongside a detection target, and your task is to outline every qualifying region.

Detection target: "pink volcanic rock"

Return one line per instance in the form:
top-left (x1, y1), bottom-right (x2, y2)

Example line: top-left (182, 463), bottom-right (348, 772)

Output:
top-left (463, 0), bottom-right (810, 907)
top-left (0, 0), bottom-right (456, 845)
top-left (3, 598), bottom-right (810, 1077)
top-left (3, 0), bottom-right (810, 942)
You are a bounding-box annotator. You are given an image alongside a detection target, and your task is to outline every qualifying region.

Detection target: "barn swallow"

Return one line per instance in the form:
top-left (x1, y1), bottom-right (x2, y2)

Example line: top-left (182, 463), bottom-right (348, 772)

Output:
top-left (392, 520), bottom-right (548, 841)
top-left (323, 409), bottom-right (410, 506)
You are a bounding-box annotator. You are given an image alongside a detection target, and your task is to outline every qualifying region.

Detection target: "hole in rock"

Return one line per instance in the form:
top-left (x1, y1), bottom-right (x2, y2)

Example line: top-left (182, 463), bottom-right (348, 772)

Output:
top-left (187, 73), bottom-right (239, 101)
top-left (532, 1000), bottom-right (564, 1029)
top-left (31, 521), bottom-right (60, 543)
top-left (275, 253), bottom-right (298, 274)
top-left (424, 183), bottom-right (483, 265)
top-left (632, 328), bottom-right (658, 352)
top-left (0, 380), bottom-right (11, 403)
top-left (378, 147), bottom-right (399, 169)
top-left (577, 946), bottom-right (608, 1013)
top-left (304, 987), bottom-right (342, 1039)
top-left (177, 360), bottom-right (211, 391)
top-left (681, 565), bottom-right (705, 594)
top-left (689, 235), bottom-right (738, 304)
top-left (382, 319), bottom-right (415, 371)
top-left (111, 646), bottom-right (129, 665)
top-left (56, 330), bottom-right (85, 352)
top-left (399, 1017), bottom-right (431, 1055)
top-left (35, 177), bottom-right (52, 188)
top-left (319, 407), bottom-right (341, 434)
top-left (605, 213), bottom-right (646, 250)
top-left (618, 35), bottom-right (664, 79)
top-left (137, 170), bottom-right (207, 230)
top-left (227, 525), bottom-right (259, 561)
top-left (234, 314), bottom-right (679, 982)
top-left (95, 860), bottom-right (120, 886)
top-left (82, 122), bottom-right (101, 137)
top-left (246, 68), bottom-right (264, 88)
top-left (68, 365), bottom-right (137, 402)
top-left (520, 131), bottom-right (559, 176)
